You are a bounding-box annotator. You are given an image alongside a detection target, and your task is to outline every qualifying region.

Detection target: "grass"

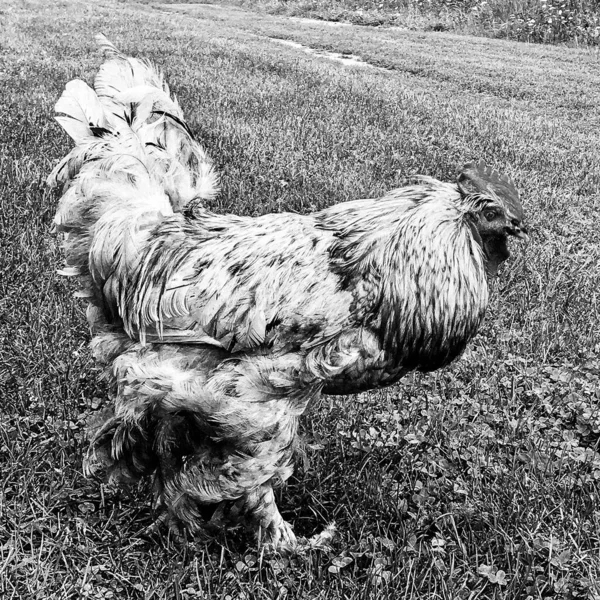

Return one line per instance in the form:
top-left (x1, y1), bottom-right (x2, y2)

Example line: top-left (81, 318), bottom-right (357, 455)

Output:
top-left (154, 0), bottom-right (600, 45)
top-left (2, 0), bottom-right (600, 597)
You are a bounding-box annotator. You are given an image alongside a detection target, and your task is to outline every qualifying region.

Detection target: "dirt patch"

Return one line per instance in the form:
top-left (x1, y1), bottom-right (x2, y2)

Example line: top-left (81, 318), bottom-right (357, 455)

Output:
top-left (290, 16), bottom-right (352, 28)
top-left (269, 38), bottom-right (388, 71)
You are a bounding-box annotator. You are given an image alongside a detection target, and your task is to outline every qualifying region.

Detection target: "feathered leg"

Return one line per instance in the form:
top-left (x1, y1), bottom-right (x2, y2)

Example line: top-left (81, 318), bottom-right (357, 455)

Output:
top-left (85, 345), bottom-right (322, 549)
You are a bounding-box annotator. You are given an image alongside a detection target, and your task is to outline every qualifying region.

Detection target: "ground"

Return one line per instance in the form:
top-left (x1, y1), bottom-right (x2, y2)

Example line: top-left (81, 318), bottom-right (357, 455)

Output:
top-left (2, 0), bottom-right (600, 598)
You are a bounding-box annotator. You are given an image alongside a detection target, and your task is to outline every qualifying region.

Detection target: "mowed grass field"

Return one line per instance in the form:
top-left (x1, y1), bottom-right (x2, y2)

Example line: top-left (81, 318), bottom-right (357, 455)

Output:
top-left (2, 0), bottom-right (600, 598)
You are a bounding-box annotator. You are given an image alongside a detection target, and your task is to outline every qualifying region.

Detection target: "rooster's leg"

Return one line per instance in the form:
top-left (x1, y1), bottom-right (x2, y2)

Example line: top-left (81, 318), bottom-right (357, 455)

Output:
top-left (216, 485), bottom-right (336, 552)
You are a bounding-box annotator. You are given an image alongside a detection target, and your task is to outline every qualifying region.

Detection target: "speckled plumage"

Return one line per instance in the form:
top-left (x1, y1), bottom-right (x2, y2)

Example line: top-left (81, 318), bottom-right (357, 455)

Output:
top-left (49, 36), bottom-right (527, 548)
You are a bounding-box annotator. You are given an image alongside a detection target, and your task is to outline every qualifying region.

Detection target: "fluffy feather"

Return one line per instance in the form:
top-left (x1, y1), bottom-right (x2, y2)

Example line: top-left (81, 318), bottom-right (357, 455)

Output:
top-left (49, 36), bottom-right (527, 549)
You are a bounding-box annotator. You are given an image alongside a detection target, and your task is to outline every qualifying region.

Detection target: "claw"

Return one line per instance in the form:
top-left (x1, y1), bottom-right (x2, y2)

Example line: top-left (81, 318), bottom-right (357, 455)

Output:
top-left (304, 522), bottom-right (337, 550)
top-left (263, 522), bottom-right (337, 556)
top-left (142, 511), bottom-right (189, 545)
top-left (142, 510), bottom-right (170, 536)
top-left (258, 518), bottom-right (297, 554)
top-left (294, 522), bottom-right (337, 553)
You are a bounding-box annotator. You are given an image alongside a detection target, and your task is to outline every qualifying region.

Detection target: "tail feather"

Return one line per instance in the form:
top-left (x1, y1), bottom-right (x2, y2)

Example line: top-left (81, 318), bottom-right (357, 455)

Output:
top-left (49, 34), bottom-right (219, 328)
top-left (55, 80), bottom-right (111, 142)
top-left (95, 33), bottom-right (120, 58)
top-left (94, 33), bottom-right (173, 102)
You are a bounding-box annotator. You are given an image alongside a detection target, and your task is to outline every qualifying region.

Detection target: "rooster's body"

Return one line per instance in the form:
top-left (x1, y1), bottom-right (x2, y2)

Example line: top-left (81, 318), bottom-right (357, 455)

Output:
top-left (49, 35), bottom-right (527, 548)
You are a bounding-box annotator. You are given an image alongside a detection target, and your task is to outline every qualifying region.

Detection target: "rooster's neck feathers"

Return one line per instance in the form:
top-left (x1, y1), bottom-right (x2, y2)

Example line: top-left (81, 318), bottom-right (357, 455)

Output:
top-left (317, 183), bottom-right (488, 376)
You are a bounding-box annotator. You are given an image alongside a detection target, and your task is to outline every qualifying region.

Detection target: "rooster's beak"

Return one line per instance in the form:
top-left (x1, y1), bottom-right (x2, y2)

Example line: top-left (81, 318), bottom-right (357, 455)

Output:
top-left (509, 223), bottom-right (529, 243)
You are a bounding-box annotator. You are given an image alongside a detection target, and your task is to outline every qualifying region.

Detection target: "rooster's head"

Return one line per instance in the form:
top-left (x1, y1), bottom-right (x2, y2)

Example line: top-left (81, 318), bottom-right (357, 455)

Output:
top-left (457, 159), bottom-right (528, 277)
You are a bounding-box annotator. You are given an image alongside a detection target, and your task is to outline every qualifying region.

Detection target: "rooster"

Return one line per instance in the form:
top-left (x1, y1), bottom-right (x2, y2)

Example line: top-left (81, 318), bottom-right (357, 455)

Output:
top-left (49, 35), bottom-right (528, 550)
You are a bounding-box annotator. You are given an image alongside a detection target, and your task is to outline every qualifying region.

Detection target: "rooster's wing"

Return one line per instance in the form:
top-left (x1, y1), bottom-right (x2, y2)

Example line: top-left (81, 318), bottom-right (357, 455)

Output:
top-left (123, 207), bottom-right (352, 354)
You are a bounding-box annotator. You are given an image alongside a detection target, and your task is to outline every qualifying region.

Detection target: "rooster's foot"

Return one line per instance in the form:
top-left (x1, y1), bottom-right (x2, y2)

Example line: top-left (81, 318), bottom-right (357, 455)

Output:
top-left (143, 511), bottom-right (191, 544)
top-left (299, 522), bottom-right (337, 551)
top-left (262, 522), bottom-right (337, 555)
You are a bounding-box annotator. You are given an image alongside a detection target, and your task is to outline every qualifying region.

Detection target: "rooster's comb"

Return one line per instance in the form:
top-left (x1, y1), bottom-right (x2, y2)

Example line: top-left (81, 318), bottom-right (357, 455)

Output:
top-left (457, 159), bottom-right (523, 220)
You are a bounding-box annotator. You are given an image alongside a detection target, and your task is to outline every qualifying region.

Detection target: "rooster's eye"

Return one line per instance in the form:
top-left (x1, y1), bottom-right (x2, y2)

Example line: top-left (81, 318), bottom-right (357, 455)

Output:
top-left (484, 210), bottom-right (497, 222)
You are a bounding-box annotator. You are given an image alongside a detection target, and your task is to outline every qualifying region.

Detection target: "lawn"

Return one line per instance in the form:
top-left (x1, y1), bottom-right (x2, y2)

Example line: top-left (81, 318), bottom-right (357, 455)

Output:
top-left (2, 0), bottom-right (600, 598)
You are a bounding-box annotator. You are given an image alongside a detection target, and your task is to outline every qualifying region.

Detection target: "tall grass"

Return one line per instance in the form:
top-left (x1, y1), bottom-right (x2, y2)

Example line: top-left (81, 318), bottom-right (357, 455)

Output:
top-left (466, 0), bottom-right (600, 44)
top-left (207, 0), bottom-right (600, 44)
